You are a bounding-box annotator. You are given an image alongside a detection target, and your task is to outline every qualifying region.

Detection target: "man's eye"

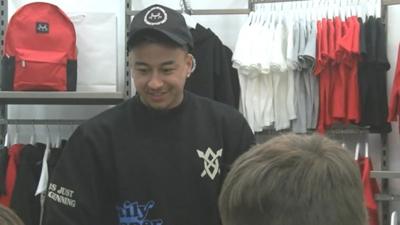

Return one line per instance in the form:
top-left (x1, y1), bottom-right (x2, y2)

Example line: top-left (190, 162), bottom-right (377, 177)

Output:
top-left (162, 68), bottom-right (174, 74)
top-left (135, 68), bottom-right (149, 74)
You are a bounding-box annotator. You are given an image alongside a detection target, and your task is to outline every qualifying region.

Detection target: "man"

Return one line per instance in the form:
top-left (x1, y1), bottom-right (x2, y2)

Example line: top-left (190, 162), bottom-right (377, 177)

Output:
top-left (43, 4), bottom-right (255, 225)
top-left (219, 134), bottom-right (367, 225)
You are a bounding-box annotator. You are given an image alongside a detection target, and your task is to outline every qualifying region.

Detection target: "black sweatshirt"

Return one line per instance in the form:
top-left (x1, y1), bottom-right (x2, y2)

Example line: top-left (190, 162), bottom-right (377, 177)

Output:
top-left (186, 24), bottom-right (238, 108)
top-left (43, 91), bottom-right (255, 225)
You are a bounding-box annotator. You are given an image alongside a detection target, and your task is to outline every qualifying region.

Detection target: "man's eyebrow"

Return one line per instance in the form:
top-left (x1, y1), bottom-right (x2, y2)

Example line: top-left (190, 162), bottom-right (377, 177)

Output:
top-left (134, 61), bottom-right (148, 67)
top-left (134, 61), bottom-right (176, 67)
top-left (161, 60), bottom-right (175, 66)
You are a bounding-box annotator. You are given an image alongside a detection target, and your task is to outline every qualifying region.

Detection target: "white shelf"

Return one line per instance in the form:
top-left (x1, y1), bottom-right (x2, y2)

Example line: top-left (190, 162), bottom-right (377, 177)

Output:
top-left (375, 194), bottom-right (400, 201)
top-left (0, 91), bottom-right (127, 105)
top-left (371, 171), bottom-right (400, 179)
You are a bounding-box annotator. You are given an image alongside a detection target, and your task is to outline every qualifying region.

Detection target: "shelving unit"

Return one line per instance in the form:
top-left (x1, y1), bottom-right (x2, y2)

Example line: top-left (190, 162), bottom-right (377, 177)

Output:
top-left (0, 0), bottom-right (132, 131)
top-left (0, 91), bottom-right (126, 105)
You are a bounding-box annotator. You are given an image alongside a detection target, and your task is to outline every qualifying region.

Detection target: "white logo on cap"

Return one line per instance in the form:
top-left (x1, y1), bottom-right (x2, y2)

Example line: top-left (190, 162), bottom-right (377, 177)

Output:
top-left (144, 6), bottom-right (168, 26)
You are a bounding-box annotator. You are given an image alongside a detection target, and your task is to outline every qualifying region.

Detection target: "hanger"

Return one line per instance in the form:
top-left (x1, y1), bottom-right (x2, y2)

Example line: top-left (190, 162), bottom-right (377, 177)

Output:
top-left (256, 8), bottom-right (264, 25)
top-left (4, 132), bottom-right (9, 148)
top-left (354, 142), bottom-right (360, 160)
top-left (45, 136), bottom-right (51, 150)
top-left (55, 125), bottom-right (62, 148)
top-left (247, 11), bottom-right (255, 25)
top-left (261, 4), bottom-right (269, 26)
top-left (350, 2), bottom-right (357, 17)
top-left (390, 211), bottom-right (398, 225)
top-left (29, 123), bottom-right (35, 145)
top-left (328, 4), bottom-right (334, 19)
top-left (361, 1), bottom-right (368, 22)
top-left (367, 0), bottom-right (374, 17)
top-left (13, 124), bottom-right (19, 145)
top-left (46, 125), bottom-right (53, 149)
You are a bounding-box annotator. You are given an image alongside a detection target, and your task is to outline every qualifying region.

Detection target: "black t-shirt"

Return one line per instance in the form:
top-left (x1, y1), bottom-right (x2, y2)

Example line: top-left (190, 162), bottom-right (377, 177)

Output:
top-left (43, 91), bottom-right (255, 225)
top-left (358, 16), bottom-right (391, 133)
top-left (0, 147), bottom-right (8, 195)
top-left (223, 45), bottom-right (240, 109)
top-left (10, 143), bottom-right (45, 225)
top-left (186, 24), bottom-right (238, 108)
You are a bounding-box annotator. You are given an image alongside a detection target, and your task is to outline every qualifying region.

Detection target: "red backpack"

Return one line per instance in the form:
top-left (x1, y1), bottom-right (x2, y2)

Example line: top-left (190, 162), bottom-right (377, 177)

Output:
top-left (1, 2), bottom-right (77, 91)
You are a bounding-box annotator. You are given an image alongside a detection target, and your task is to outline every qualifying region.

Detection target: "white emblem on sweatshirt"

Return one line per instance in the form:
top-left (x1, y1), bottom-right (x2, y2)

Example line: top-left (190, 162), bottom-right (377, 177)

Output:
top-left (197, 148), bottom-right (223, 180)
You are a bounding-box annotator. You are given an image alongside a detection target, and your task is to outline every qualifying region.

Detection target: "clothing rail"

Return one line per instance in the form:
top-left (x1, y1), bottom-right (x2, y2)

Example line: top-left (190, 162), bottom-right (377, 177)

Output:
top-left (127, 0), bottom-right (252, 15)
top-left (249, 0), bottom-right (400, 11)
top-left (371, 171), bottom-right (400, 179)
top-left (383, 0), bottom-right (400, 5)
top-left (375, 194), bottom-right (400, 201)
top-left (0, 119), bottom-right (85, 125)
top-left (126, 8), bottom-right (251, 16)
top-left (257, 127), bottom-right (370, 135)
top-left (250, 0), bottom-right (400, 4)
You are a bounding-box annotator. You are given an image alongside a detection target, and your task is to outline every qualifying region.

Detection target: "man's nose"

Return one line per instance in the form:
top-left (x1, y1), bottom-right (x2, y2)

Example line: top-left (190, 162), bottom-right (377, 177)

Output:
top-left (147, 73), bottom-right (163, 89)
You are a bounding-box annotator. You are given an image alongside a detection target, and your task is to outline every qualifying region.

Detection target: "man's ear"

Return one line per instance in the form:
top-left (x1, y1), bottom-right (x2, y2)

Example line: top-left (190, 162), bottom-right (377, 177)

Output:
top-left (186, 53), bottom-right (196, 77)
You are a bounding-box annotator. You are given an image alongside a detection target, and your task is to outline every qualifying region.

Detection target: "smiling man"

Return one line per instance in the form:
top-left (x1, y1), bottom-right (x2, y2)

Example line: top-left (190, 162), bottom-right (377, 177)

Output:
top-left (43, 4), bottom-right (255, 225)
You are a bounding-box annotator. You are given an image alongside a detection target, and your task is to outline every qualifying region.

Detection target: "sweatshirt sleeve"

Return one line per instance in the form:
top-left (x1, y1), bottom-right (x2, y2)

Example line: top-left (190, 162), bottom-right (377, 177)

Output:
top-left (220, 112), bottom-right (255, 181)
top-left (43, 125), bottom-right (117, 225)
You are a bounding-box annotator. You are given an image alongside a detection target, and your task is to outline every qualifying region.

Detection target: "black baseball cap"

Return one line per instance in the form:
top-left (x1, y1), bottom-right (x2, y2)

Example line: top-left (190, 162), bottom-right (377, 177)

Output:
top-left (127, 4), bottom-right (194, 51)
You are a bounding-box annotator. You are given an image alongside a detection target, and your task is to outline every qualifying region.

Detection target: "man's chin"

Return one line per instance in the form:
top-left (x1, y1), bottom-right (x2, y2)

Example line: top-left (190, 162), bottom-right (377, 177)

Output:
top-left (145, 101), bottom-right (169, 111)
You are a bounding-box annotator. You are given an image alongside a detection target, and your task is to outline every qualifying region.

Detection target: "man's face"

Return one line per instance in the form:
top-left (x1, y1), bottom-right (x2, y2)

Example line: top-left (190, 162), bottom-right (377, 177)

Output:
top-left (130, 43), bottom-right (192, 110)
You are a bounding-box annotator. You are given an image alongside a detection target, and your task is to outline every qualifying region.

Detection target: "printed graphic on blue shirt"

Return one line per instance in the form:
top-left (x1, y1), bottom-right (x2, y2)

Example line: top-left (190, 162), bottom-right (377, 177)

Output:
top-left (117, 200), bottom-right (163, 225)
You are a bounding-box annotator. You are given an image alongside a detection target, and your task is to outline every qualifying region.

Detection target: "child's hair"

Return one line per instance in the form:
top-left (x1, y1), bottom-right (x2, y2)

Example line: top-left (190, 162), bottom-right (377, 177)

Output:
top-left (0, 205), bottom-right (24, 225)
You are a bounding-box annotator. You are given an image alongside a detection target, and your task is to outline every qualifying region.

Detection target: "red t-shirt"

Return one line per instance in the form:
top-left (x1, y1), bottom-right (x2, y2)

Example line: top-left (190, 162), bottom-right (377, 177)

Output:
top-left (332, 17), bottom-right (346, 119)
top-left (346, 16), bottom-right (360, 123)
top-left (357, 156), bottom-right (379, 225)
top-left (336, 16), bottom-right (360, 123)
top-left (316, 19), bottom-right (333, 133)
top-left (388, 44), bottom-right (400, 131)
top-left (0, 144), bottom-right (24, 207)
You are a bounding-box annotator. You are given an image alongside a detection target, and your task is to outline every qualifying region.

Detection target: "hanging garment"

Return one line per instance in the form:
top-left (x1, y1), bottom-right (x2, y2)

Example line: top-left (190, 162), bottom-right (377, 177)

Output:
top-left (233, 21), bottom-right (275, 132)
top-left (357, 156), bottom-right (380, 225)
top-left (0, 147), bottom-right (8, 196)
top-left (10, 143), bottom-right (45, 225)
top-left (316, 18), bottom-right (334, 133)
top-left (337, 16), bottom-right (360, 123)
top-left (388, 44), bottom-right (400, 131)
top-left (0, 144), bottom-right (24, 207)
top-left (293, 19), bottom-right (318, 133)
top-left (47, 144), bottom-right (65, 179)
top-left (271, 18), bottom-right (292, 131)
top-left (222, 46), bottom-right (241, 110)
top-left (358, 16), bottom-right (391, 133)
top-left (35, 142), bottom-right (52, 225)
top-left (186, 24), bottom-right (237, 108)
